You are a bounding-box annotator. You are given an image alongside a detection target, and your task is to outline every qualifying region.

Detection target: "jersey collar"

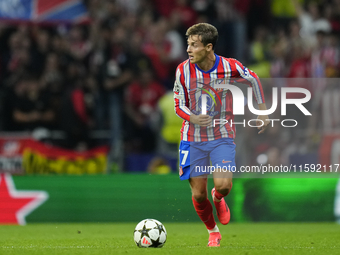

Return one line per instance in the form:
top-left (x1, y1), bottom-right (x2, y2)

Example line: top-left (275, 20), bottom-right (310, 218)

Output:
top-left (195, 54), bottom-right (220, 74)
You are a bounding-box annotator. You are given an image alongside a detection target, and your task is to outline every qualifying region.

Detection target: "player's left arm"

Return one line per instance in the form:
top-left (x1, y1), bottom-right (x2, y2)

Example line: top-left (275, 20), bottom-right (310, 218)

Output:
top-left (233, 59), bottom-right (270, 134)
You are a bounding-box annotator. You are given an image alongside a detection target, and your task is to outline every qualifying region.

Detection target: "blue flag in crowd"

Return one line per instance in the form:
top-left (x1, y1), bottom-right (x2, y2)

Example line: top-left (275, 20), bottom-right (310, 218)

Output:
top-left (0, 0), bottom-right (88, 22)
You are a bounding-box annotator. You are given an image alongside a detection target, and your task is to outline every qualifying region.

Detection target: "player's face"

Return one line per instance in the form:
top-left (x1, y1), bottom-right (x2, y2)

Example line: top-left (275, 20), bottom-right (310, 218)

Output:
top-left (187, 35), bottom-right (209, 64)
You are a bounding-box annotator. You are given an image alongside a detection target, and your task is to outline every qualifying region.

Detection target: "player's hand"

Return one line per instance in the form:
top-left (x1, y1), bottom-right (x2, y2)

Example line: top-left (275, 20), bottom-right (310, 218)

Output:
top-left (190, 114), bottom-right (212, 127)
top-left (257, 115), bottom-right (270, 134)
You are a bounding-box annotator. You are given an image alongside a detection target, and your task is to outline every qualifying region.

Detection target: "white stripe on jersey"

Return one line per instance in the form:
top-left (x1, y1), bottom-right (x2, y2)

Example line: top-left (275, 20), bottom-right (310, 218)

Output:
top-left (176, 67), bottom-right (191, 116)
top-left (207, 69), bottom-right (217, 142)
top-left (183, 122), bottom-right (189, 141)
top-left (220, 58), bottom-right (230, 138)
top-left (194, 67), bottom-right (202, 142)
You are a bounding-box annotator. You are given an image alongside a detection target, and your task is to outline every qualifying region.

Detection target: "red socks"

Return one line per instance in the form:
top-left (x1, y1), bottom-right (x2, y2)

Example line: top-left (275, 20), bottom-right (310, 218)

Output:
top-left (214, 182), bottom-right (233, 201)
top-left (192, 183), bottom-right (233, 230)
top-left (192, 197), bottom-right (216, 230)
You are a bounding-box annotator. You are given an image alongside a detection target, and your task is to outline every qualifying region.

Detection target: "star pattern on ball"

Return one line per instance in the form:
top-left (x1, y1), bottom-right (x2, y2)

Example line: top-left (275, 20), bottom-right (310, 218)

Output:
top-left (139, 224), bottom-right (151, 237)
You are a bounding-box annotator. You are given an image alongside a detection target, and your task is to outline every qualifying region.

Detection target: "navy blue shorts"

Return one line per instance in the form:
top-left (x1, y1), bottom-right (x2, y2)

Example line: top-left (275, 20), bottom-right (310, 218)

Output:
top-left (178, 138), bottom-right (236, 180)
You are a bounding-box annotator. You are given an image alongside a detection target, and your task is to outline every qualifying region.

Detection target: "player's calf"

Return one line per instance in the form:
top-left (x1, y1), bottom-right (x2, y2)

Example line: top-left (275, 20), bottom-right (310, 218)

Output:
top-left (213, 179), bottom-right (232, 201)
top-left (192, 197), bottom-right (216, 230)
top-left (211, 184), bottom-right (232, 225)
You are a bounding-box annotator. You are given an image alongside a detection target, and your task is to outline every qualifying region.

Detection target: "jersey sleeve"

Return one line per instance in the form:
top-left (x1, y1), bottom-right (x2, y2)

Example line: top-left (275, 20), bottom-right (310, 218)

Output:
top-left (232, 59), bottom-right (265, 104)
top-left (173, 66), bottom-right (191, 122)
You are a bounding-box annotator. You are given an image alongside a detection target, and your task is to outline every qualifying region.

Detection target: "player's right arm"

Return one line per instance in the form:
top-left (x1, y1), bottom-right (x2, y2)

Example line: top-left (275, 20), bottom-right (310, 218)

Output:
top-left (173, 65), bottom-right (211, 127)
top-left (231, 59), bottom-right (270, 133)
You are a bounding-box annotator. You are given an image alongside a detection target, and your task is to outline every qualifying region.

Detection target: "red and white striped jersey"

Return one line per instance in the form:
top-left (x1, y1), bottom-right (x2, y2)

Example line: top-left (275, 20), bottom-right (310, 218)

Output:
top-left (173, 54), bottom-right (265, 142)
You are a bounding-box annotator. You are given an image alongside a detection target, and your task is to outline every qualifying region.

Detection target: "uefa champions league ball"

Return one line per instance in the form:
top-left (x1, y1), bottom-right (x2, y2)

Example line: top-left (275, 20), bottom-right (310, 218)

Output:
top-left (133, 219), bottom-right (167, 248)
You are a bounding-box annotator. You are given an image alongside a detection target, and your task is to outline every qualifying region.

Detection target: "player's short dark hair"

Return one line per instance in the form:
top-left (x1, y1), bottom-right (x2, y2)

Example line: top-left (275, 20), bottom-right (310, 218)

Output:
top-left (186, 23), bottom-right (218, 49)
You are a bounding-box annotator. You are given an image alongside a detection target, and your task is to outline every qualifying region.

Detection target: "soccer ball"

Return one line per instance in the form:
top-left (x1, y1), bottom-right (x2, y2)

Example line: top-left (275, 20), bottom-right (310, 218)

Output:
top-left (133, 219), bottom-right (167, 248)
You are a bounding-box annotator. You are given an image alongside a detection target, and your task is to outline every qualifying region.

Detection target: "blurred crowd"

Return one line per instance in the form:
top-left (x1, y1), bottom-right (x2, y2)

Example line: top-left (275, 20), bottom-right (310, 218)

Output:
top-left (0, 0), bottom-right (339, 167)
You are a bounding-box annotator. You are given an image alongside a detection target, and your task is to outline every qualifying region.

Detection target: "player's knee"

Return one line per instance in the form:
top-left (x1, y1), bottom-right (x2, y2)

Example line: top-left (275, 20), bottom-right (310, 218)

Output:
top-left (192, 190), bottom-right (207, 203)
top-left (215, 182), bottom-right (232, 196)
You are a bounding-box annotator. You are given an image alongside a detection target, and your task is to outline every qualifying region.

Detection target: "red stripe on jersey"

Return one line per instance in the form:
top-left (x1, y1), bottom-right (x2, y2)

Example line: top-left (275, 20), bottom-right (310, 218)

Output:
top-left (189, 62), bottom-right (198, 142)
top-left (220, 58), bottom-right (235, 139)
top-left (180, 63), bottom-right (189, 106)
top-left (214, 58), bottom-right (224, 140)
top-left (229, 59), bottom-right (239, 78)
top-left (174, 64), bottom-right (190, 121)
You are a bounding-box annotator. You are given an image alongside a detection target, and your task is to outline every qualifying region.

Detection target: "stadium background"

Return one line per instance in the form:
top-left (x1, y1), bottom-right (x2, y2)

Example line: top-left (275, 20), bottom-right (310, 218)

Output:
top-left (0, 0), bottom-right (339, 225)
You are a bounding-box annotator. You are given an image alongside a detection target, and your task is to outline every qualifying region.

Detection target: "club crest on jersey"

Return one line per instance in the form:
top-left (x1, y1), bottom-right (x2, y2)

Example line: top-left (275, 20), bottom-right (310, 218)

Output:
top-left (192, 80), bottom-right (224, 116)
top-left (198, 94), bottom-right (214, 111)
top-left (192, 94), bottom-right (219, 116)
top-left (179, 166), bottom-right (183, 176)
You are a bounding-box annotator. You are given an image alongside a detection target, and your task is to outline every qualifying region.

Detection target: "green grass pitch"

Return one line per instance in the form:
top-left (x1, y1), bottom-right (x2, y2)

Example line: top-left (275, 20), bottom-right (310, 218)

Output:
top-left (0, 223), bottom-right (339, 255)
